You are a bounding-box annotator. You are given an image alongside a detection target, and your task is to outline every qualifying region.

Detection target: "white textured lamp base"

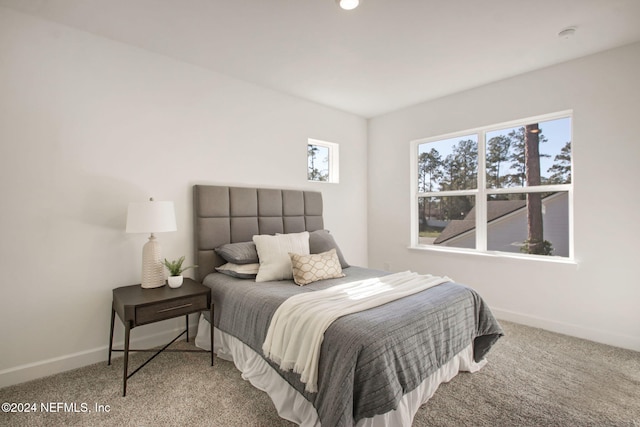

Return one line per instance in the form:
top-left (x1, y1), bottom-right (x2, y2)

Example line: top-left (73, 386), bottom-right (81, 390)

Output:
top-left (141, 234), bottom-right (166, 289)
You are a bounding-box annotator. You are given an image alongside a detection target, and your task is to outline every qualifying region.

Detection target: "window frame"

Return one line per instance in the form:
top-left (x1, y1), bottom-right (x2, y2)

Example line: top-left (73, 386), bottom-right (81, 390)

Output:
top-left (409, 110), bottom-right (574, 261)
top-left (308, 138), bottom-right (339, 184)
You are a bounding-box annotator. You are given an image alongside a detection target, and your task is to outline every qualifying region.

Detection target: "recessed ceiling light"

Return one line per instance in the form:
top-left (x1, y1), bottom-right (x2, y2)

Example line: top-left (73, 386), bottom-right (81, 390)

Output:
top-left (558, 26), bottom-right (577, 39)
top-left (337, 0), bottom-right (359, 10)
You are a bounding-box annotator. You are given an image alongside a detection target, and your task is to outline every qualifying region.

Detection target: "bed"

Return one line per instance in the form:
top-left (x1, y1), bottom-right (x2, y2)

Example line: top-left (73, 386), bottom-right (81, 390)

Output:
top-left (192, 184), bottom-right (503, 426)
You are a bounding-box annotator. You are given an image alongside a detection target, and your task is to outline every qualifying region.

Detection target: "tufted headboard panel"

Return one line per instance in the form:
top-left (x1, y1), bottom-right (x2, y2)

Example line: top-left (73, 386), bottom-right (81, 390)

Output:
top-left (193, 185), bottom-right (324, 281)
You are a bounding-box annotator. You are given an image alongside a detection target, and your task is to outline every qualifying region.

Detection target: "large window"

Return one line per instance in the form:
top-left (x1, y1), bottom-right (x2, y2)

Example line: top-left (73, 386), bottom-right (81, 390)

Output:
top-left (308, 139), bottom-right (339, 183)
top-left (411, 112), bottom-right (573, 259)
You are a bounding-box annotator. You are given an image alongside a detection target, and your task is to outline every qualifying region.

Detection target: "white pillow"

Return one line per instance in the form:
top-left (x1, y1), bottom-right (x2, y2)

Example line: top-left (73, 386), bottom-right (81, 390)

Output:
top-left (215, 262), bottom-right (260, 279)
top-left (253, 232), bottom-right (310, 282)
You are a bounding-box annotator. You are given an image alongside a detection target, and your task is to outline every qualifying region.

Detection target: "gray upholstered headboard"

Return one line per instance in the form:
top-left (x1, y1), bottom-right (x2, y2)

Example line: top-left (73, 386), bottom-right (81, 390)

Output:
top-left (193, 185), bottom-right (324, 282)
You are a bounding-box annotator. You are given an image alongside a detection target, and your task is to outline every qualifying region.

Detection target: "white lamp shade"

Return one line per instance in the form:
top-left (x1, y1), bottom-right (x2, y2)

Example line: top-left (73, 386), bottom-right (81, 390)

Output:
top-left (126, 200), bottom-right (177, 233)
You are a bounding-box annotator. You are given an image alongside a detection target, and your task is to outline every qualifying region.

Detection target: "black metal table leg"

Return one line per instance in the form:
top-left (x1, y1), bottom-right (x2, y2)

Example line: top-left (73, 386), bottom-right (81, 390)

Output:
top-left (108, 306), bottom-right (115, 366)
top-left (123, 323), bottom-right (130, 397)
top-left (186, 314), bottom-right (189, 342)
top-left (210, 304), bottom-right (215, 366)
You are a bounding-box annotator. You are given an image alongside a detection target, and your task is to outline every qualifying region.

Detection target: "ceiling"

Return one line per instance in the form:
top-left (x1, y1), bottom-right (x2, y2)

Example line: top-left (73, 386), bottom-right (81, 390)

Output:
top-left (2, 0), bottom-right (640, 118)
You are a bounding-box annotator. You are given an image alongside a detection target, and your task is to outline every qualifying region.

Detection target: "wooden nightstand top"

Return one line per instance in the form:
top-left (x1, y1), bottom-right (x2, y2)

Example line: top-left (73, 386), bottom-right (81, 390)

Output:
top-left (113, 278), bottom-right (208, 304)
top-left (112, 278), bottom-right (210, 327)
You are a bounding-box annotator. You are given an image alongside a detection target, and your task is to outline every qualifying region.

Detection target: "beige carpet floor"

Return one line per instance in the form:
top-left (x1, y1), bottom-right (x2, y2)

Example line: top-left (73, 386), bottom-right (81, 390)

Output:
top-left (1, 321), bottom-right (638, 426)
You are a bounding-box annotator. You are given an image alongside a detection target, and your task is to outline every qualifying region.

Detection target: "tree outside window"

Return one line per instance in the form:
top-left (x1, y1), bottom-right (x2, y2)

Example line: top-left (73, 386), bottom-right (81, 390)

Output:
top-left (308, 139), bottom-right (339, 183)
top-left (308, 144), bottom-right (329, 181)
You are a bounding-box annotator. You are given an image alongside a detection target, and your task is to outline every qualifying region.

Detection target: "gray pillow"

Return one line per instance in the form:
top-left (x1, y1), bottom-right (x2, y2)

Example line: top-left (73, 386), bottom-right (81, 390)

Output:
top-left (215, 241), bottom-right (259, 265)
top-left (309, 230), bottom-right (350, 268)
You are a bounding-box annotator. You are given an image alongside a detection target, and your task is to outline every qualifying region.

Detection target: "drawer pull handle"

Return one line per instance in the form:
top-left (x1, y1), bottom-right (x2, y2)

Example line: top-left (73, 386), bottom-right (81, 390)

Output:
top-left (157, 303), bottom-right (193, 313)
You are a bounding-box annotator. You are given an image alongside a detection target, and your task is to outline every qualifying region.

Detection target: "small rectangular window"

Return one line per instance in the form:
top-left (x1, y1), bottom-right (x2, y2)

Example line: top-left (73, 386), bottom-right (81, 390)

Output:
top-left (308, 139), bottom-right (339, 183)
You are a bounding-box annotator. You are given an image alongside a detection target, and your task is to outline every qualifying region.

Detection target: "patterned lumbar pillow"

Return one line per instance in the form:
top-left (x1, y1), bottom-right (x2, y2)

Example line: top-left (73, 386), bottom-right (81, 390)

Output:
top-left (289, 248), bottom-right (345, 286)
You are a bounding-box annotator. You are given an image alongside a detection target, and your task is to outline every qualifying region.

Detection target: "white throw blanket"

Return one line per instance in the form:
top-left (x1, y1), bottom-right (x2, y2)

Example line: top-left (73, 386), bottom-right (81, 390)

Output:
top-left (262, 271), bottom-right (451, 393)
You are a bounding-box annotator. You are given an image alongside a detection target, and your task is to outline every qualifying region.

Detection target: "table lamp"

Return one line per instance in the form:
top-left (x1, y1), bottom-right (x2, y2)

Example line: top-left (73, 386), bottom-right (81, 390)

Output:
top-left (126, 198), bottom-right (177, 288)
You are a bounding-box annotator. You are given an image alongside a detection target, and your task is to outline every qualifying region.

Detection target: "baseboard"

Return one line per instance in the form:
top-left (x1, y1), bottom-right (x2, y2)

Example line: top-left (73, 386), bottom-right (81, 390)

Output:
top-left (492, 307), bottom-right (640, 352)
top-left (0, 322), bottom-right (200, 389)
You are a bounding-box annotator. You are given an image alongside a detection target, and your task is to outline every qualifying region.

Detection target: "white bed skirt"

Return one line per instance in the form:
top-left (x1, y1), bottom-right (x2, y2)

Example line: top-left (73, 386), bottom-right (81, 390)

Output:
top-left (195, 313), bottom-right (486, 427)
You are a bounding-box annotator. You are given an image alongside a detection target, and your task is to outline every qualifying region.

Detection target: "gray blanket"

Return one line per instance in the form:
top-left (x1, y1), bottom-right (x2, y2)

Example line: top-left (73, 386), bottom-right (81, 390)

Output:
top-left (204, 267), bottom-right (503, 426)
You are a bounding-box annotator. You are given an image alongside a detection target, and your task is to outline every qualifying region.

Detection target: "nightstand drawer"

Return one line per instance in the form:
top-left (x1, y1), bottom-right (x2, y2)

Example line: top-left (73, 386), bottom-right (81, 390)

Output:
top-left (136, 295), bottom-right (208, 325)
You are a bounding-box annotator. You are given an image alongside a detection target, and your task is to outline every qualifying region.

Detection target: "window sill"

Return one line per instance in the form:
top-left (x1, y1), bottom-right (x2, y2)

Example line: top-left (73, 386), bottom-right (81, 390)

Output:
top-left (307, 180), bottom-right (339, 184)
top-left (408, 244), bottom-right (578, 265)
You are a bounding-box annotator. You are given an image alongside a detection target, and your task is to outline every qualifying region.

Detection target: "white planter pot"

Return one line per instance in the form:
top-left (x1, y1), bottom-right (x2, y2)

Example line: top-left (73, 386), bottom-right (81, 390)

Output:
top-left (168, 275), bottom-right (183, 288)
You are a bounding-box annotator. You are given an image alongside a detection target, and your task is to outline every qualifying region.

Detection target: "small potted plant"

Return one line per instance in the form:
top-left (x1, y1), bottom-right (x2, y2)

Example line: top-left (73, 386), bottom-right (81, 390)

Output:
top-left (163, 256), bottom-right (197, 288)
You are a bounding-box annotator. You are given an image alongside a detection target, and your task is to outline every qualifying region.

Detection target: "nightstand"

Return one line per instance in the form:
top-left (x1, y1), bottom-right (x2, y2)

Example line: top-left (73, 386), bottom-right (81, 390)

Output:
top-left (108, 278), bottom-right (214, 396)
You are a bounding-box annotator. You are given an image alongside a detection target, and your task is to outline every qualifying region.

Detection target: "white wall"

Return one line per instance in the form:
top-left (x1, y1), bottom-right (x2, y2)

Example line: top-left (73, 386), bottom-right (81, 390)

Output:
top-left (368, 42), bottom-right (640, 351)
top-left (0, 7), bottom-right (368, 386)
